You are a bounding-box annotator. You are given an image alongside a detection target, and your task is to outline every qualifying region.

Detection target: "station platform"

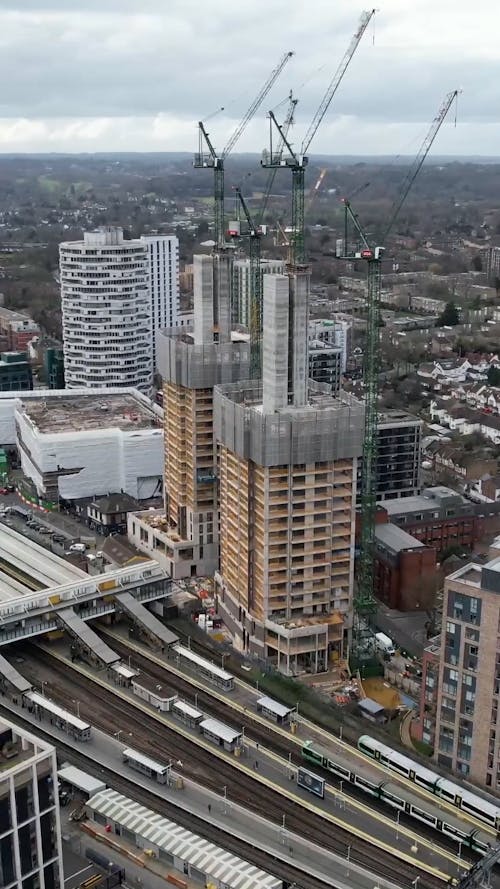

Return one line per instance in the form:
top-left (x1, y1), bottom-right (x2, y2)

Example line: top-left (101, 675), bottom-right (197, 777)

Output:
top-left (56, 608), bottom-right (119, 666)
top-left (114, 591), bottom-right (178, 649)
top-left (22, 640), bottom-right (467, 884)
top-left (0, 692), bottom-right (401, 889)
top-left (102, 624), bottom-right (497, 841)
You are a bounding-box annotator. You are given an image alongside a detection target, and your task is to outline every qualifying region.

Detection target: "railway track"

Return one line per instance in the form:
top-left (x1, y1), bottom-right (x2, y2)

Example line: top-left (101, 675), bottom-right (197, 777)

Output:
top-left (0, 702), bottom-right (331, 889)
top-left (21, 645), bottom-right (447, 889)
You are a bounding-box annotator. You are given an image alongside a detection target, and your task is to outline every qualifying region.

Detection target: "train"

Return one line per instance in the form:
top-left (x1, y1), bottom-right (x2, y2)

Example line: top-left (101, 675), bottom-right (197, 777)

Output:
top-left (357, 735), bottom-right (500, 831)
top-left (301, 739), bottom-right (494, 854)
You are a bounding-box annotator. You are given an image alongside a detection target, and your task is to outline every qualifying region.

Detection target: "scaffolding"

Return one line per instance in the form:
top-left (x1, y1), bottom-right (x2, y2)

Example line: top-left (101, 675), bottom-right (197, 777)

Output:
top-left (214, 382), bottom-right (364, 467)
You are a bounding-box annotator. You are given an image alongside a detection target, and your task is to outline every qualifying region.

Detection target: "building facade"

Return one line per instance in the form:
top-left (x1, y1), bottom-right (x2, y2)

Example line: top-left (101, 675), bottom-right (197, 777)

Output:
top-left (434, 558), bottom-right (500, 789)
top-left (60, 227), bottom-right (152, 393)
top-left (0, 353), bottom-right (32, 392)
top-left (308, 341), bottom-right (342, 395)
top-left (382, 486), bottom-right (478, 556)
top-left (215, 271), bottom-right (364, 674)
top-left (308, 317), bottom-right (351, 372)
top-left (0, 718), bottom-right (63, 889)
top-left (374, 523), bottom-right (437, 611)
top-left (0, 308), bottom-right (39, 353)
top-left (140, 234), bottom-right (179, 370)
top-left (358, 410), bottom-right (422, 503)
top-left (129, 252), bottom-right (250, 579)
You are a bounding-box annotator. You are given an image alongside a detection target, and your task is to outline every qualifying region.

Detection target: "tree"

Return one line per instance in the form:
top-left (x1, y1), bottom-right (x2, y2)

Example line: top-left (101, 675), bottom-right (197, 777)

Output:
top-left (436, 301), bottom-right (459, 327)
top-left (471, 254), bottom-right (483, 272)
top-left (488, 365), bottom-right (500, 387)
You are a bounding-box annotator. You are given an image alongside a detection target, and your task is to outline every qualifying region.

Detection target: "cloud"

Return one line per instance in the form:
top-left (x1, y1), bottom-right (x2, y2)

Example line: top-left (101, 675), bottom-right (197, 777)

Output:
top-left (0, 0), bottom-right (496, 154)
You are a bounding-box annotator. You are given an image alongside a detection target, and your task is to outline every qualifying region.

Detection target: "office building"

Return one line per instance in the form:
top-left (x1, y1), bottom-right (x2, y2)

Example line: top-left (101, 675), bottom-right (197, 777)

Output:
top-left (308, 341), bottom-right (342, 395)
top-left (44, 348), bottom-right (64, 390)
top-left (140, 234), bottom-right (179, 369)
top-left (434, 557), bottom-right (500, 788)
top-left (233, 258), bottom-right (285, 327)
top-left (214, 271), bottom-right (364, 674)
top-left (129, 252), bottom-right (249, 578)
top-left (60, 226), bottom-right (152, 393)
top-left (0, 352), bottom-right (32, 392)
top-left (358, 410), bottom-right (422, 504)
top-left (0, 718), bottom-right (64, 889)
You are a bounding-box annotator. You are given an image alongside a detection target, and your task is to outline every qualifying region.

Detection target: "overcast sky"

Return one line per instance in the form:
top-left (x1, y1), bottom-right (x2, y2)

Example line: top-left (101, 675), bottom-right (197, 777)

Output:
top-left (0, 0), bottom-right (496, 156)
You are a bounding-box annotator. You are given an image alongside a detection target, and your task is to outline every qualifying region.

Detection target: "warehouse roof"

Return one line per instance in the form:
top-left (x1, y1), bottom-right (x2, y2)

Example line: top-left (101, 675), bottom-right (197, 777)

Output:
top-left (86, 789), bottom-right (281, 889)
top-left (17, 391), bottom-right (161, 434)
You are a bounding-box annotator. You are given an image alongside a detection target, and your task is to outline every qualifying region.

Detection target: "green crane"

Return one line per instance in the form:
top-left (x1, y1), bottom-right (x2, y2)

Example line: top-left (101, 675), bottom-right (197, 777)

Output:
top-left (261, 9), bottom-right (376, 267)
top-left (339, 89), bottom-right (459, 656)
top-left (232, 187), bottom-right (262, 378)
top-left (193, 51), bottom-right (293, 249)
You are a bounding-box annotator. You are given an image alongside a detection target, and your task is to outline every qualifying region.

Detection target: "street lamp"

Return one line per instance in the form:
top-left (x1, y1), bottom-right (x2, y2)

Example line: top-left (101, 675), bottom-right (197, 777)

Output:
top-left (41, 681), bottom-right (47, 697)
top-left (346, 844), bottom-right (351, 875)
top-left (396, 809), bottom-right (400, 840)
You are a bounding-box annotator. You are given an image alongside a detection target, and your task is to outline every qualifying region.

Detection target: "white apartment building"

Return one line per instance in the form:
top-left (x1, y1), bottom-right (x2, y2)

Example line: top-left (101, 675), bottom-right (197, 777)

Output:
top-left (60, 227), bottom-right (152, 393)
top-left (233, 258), bottom-right (285, 327)
top-left (141, 234), bottom-right (179, 369)
top-left (0, 718), bottom-right (64, 889)
top-left (308, 317), bottom-right (351, 372)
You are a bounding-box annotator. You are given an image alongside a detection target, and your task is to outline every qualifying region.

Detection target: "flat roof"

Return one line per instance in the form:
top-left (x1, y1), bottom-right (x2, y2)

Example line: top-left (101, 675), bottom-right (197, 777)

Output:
top-left (375, 523), bottom-right (424, 553)
top-left (257, 696), bottom-right (294, 718)
top-left (173, 644), bottom-right (233, 682)
top-left (0, 524), bottom-right (86, 602)
top-left (18, 391), bottom-right (161, 435)
top-left (200, 717), bottom-right (241, 744)
top-left (131, 673), bottom-right (176, 699)
top-left (122, 747), bottom-right (169, 774)
top-left (58, 765), bottom-right (106, 796)
top-left (26, 691), bottom-right (91, 731)
top-left (172, 700), bottom-right (204, 720)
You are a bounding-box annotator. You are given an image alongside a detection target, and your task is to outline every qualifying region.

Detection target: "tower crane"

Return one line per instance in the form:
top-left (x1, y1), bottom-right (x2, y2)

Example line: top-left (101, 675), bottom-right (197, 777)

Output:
top-left (257, 92), bottom-right (298, 228)
top-left (261, 9), bottom-right (375, 266)
top-left (231, 187), bottom-right (263, 377)
top-left (194, 51), bottom-right (293, 249)
top-left (339, 89), bottom-right (459, 657)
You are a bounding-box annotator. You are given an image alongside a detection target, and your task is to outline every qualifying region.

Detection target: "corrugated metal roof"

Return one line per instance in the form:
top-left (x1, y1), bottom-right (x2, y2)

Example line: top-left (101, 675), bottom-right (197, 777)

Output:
top-left (115, 591), bottom-right (178, 647)
top-left (86, 789), bottom-right (281, 889)
top-left (56, 607), bottom-right (119, 666)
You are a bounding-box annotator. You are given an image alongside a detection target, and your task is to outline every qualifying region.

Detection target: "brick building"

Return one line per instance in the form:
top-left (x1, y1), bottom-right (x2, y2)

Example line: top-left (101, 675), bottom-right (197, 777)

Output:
top-left (0, 306), bottom-right (39, 352)
top-left (374, 523), bottom-right (437, 610)
top-left (381, 486), bottom-right (479, 556)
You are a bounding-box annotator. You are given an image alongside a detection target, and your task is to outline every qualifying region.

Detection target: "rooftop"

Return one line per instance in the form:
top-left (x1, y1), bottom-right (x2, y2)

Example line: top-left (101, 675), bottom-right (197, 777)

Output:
top-left (17, 390), bottom-right (162, 434)
top-left (381, 486), bottom-right (471, 518)
top-left (375, 523), bottom-right (425, 554)
top-left (0, 523), bottom-right (86, 602)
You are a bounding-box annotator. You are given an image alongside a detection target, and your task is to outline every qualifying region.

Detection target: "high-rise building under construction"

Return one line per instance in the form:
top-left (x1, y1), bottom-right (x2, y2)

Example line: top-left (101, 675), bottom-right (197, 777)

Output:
top-left (154, 252), bottom-right (249, 579)
top-left (214, 268), bottom-right (364, 674)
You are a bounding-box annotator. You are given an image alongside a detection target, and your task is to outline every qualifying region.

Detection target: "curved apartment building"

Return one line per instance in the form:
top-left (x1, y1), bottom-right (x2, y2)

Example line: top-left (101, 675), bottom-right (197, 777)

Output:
top-left (60, 227), bottom-right (152, 393)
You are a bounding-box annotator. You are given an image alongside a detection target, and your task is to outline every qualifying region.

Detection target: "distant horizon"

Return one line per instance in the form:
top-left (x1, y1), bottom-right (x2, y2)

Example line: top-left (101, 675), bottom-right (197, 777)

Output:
top-left (0, 151), bottom-right (499, 164)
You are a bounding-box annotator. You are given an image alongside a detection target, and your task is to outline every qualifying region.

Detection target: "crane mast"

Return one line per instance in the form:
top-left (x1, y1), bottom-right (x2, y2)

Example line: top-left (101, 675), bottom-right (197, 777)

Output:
top-left (233, 187), bottom-right (262, 378)
top-left (339, 90), bottom-right (459, 659)
top-left (261, 9), bottom-right (375, 266)
top-left (194, 51), bottom-right (293, 249)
